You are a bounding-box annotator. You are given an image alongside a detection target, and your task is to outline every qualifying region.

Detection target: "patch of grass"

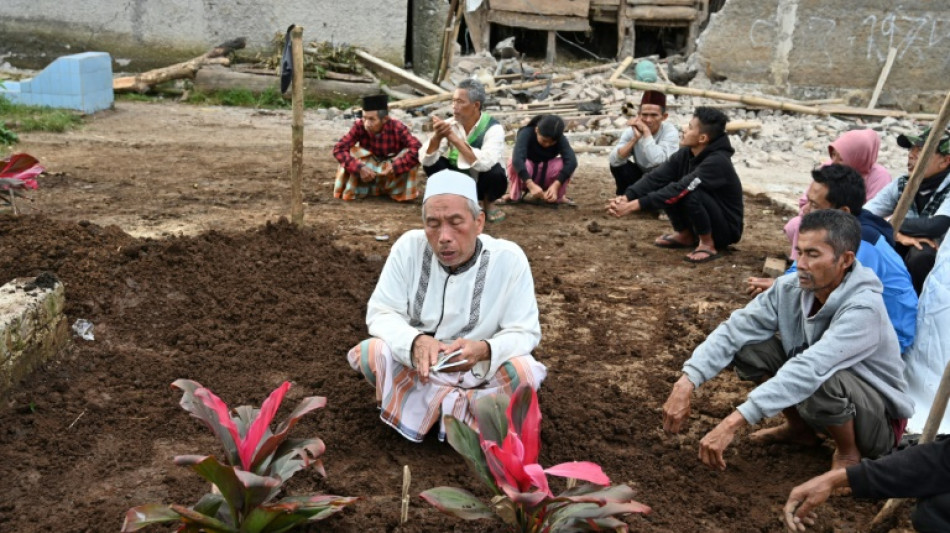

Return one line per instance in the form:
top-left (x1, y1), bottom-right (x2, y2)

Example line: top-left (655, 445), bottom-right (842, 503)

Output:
top-left (0, 95), bottom-right (84, 134)
top-left (116, 92), bottom-right (156, 102)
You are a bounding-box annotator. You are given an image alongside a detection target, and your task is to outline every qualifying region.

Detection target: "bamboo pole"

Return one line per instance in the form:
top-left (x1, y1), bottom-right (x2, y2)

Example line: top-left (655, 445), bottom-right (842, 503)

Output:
top-left (871, 358), bottom-right (950, 527)
top-left (868, 47), bottom-right (897, 110)
top-left (290, 26), bottom-right (304, 227)
top-left (609, 56), bottom-right (634, 83)
top-left (889, 89), bottom-right (950, 232)
top-left (609, 79), bottom-right (828, 116)
top-left (401, 465), bottom-right (411, 524)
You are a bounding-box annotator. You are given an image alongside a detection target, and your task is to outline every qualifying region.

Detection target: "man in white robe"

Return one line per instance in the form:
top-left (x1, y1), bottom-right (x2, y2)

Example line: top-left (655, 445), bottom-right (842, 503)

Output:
top-left (346, 170), bottom-right (546, 442)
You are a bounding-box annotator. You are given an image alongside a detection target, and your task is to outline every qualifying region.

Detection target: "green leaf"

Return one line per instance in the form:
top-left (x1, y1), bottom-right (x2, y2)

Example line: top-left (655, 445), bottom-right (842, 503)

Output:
top-left (238, 504), bottom-right (290, 533)
top-left (172, 380), bottom-right (241, 466)
top-left (473, 393), bottom-right (509, 446)
top-left (170, 503), bottom-right (239, 532)
top-left (235, 469), bottom-right (283, 512)
top-left (262, 495), bottom-right (359, 532)
top-left (555, 484), bottom-right (638, 504)
top-left (420, 487), bottom-right (496, 521)
top-left (444, 416), bottom-right (498, 493)
top-left (178, 455), bottom-right (246, 518)
top-left (550, 516), bottom-right (628, 532)
top-left (121, 504), bottom-right (180, 532)
top-left (193, 492), bottom-right (226, 518)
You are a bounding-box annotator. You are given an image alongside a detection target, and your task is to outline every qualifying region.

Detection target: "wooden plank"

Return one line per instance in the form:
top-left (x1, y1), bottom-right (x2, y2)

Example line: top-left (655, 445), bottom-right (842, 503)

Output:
top-left (591, 0), bottom-right (620, 5)
top-left (487, 10), bottom-right (590, 32)
top-left (353, 50), bottom-right (447, 96)
top-left (490, 0), bottom-right (590, 18)
top-left (868, 46), bottom-right (897, 110)
top-left (626, 6), bottom-right (697, 20)
top-left (627, 0), bottom-right (696, 5)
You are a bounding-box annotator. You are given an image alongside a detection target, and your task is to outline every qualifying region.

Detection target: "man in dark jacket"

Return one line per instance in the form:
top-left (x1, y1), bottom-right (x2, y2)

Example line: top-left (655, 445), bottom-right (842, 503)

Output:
top-left (782, 438), bottom-right (950, 532)
top-left (606, 107), bottom-right (743, 263)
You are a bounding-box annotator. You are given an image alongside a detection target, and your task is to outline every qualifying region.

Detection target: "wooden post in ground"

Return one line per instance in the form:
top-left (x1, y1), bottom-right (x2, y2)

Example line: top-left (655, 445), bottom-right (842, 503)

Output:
top-left (889, 89), bottom-right (950, 233)
top-left (545, 31), bottom-right (557, 65)
top-left (290, 26), bottom-right (305, 227)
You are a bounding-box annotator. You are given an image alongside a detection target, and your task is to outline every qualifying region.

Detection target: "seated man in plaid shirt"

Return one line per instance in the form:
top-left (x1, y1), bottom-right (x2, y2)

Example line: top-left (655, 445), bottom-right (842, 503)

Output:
top-left (332, 94), bottom-right (422, 202)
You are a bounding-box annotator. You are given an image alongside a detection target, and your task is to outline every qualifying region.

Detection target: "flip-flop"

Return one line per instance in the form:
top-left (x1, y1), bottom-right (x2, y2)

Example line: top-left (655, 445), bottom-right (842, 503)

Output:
top-left (487, 207), bottom-right (506, 223)
top-left (654, 234), bottom-right (695, 249)
top-left (559, 197), bottom-right (578, 207)
top-left (494, 195), bottom-right (514, 205)
top-left (684, 248), bottom-right (721, 263)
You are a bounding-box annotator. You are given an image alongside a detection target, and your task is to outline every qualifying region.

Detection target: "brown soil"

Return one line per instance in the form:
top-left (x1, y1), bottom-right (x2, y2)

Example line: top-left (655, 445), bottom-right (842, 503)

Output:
top-left (0, 102), bottom-right (906, 532)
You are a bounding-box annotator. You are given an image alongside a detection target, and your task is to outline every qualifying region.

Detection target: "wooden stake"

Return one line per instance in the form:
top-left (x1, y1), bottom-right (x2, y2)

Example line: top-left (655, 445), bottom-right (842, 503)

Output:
top-left (401, 465), bottom-right (411, 524)
top-left (609, 79), bottom-right (827, 116)
top-left (889, 89), bottom-right (950, 232)
top-left (545, 31), bottom-right (557, 65)
top-left (867, 47), bottom-right (897, 110)
top-left (290, 26), bottom-right (305, 227)
top-left (871, 358), bottom-right (950, 527)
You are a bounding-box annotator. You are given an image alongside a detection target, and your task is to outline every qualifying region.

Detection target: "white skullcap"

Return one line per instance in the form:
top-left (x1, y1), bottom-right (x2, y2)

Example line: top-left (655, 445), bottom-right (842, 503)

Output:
top-left (423, 170), bottom-right (478, 204)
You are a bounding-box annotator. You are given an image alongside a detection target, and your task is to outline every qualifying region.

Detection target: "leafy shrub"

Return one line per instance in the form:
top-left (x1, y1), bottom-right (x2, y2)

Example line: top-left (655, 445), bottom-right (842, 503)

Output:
top-left (122, 379), bottom-right (357, 532)
top-left (421, 385), bottom-right (650, 532)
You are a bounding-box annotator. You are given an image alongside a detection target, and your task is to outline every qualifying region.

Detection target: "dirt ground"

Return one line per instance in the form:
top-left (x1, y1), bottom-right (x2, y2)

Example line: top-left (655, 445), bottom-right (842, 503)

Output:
top-left (0, 102), bottom-right (911, 532)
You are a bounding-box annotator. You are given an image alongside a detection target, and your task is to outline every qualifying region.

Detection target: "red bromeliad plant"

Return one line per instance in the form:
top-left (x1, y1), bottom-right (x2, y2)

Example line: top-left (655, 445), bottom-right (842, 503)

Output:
top-left (421, 384), bottom-right (650, 532)
top-left (122, 379), bottom-right (357, 533)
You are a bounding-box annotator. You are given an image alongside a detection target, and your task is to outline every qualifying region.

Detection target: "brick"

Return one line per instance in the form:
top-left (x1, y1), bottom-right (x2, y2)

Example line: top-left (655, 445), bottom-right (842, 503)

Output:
top-left (0, 277), bottom-right (68, 399)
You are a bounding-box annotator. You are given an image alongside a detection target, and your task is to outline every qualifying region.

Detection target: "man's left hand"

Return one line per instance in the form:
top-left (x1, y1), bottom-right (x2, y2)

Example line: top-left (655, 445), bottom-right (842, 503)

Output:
top-left (699, 411), bottom-right (746, 471)
top-left (379, 162), bottom-right (394, 178)
top-left (438, 338), bottom-right (491, 374)
top-left (896, 232), bottom-right (938, 251)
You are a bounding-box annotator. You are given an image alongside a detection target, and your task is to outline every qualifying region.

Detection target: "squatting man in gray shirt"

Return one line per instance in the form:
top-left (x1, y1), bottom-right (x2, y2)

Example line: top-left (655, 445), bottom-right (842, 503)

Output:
top-left (661, 209), bottom-right (913, 480)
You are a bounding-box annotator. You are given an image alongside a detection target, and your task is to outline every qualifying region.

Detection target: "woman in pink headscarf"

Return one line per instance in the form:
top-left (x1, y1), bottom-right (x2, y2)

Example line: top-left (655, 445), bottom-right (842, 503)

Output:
top-left (784, 129), bottom-right (893, 259)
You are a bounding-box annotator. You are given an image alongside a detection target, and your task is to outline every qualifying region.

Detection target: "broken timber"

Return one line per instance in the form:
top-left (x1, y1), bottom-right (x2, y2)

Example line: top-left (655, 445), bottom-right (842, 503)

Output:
top-left (353, 50), bottom-right (447, 96)
top-left (113, 38), bottom-right (246, 94)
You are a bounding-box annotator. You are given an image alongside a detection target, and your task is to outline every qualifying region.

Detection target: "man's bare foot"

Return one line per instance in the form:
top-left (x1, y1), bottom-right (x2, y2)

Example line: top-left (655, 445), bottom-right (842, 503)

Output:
top-left (829, 452), bottom-right (860, 496)
top-left (749, 423), bottom-right (822, 446)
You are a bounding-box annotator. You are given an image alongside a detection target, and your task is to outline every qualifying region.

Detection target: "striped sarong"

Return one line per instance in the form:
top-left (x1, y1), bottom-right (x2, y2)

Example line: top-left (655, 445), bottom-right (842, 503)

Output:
top-left (333, 146), bottom-right (420, 202)
top-left (347, 337), bottom-right (547, 442)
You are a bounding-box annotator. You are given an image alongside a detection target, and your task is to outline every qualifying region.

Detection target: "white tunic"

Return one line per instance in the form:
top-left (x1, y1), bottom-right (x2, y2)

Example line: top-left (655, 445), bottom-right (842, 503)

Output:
top-left (420, 116), bottom-right (506, 174)
top-left (366, 230), bottom-right (541, 380)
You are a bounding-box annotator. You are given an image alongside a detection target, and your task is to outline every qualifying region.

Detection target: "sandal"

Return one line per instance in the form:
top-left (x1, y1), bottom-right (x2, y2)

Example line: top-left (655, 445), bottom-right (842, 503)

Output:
top-left (487, 207), bottom-right (506, 223)
top-left (494, 195), bottom-right (513, 205)
top-left (684, 248), bottom-right (721, 263)
top-left (654, 234), bottom-right (696, 249)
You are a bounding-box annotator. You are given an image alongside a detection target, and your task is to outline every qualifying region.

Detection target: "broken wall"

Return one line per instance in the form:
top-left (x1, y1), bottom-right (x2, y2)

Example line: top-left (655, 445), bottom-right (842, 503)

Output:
top-left (696, 0), bottom-right (950, 111)
top-left (0, 0), bottom-right (408, 70)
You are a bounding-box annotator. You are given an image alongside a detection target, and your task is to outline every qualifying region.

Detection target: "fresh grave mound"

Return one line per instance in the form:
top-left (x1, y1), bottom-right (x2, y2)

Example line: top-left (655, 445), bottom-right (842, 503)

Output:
top-left (0, 215), bottom-right (894, 532)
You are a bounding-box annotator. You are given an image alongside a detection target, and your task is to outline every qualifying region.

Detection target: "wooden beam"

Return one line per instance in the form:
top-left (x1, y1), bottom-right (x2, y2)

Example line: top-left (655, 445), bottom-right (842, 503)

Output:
top-left (353, 50), bottom-right (447, 96)
top-left (610, 78), bottom-right (828, 115)
top-left (488, 10), bottom-right (590, 32)
top-left (490, 0), bottom-right (590, 18)
top-left (867, 46), bottom-right (897, 110)
top-left (626, 6), bottom-right (697, 20)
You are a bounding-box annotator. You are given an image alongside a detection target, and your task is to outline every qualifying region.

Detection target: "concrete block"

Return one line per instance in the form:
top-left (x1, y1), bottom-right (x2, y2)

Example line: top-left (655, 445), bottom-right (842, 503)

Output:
top-left (763, 257), bottom-right (788, 278)
top-left (0, 275), bottom-right (69, 400)
top-left (10, 52), bottom-right (114, 113)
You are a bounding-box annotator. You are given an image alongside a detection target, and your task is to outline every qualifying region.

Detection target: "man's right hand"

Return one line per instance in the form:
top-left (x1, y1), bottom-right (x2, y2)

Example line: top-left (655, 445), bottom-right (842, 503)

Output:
top-left (411, 335), bottom-right (444, 384)
top-left (358, 165), bottom-right (376, 183)
top-left (662, 375), bottom-right (695, 433)
top-left (746, 277), bottom-right (774, 296)
top-left (782, 469), bottom-right (848, 531)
